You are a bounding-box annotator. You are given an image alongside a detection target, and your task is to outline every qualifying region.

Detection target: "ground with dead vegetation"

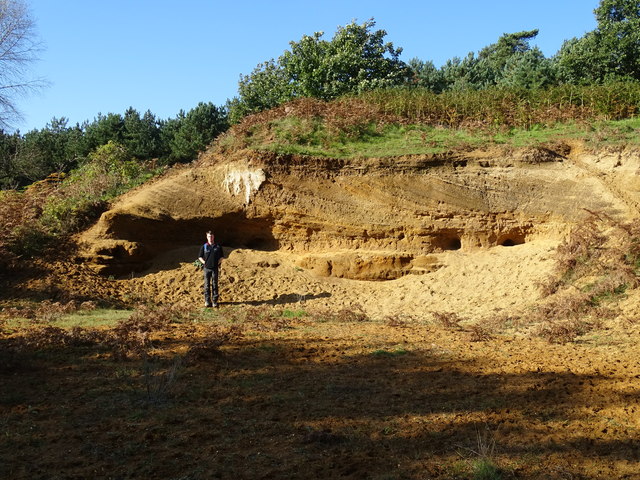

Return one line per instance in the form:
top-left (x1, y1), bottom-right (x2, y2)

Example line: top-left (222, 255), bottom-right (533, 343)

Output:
top-left (1, 300), bottom-right (640, 479)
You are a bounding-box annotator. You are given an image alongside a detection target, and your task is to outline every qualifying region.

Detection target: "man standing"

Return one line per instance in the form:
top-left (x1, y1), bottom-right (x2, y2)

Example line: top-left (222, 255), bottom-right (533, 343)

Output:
top-left (198, 231), bottom-right (224, 307)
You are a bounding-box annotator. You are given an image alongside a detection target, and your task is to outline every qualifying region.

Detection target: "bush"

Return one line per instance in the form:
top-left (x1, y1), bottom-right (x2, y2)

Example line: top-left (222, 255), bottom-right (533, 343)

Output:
top-left (532, 211), bottom-right (640, 342)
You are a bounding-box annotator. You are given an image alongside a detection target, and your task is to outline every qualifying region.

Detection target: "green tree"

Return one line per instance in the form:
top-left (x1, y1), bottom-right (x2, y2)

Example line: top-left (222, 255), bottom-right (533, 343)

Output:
top-left (447, 30), bottom-right (554, 90)
top-left (474, 29), bottom-right (553, 88)
top-left (229, 59), bottom-right (292, 122)
top-left (229, 19), bottom-right (410, 121)
top-left (408, 58), bottom-right (446, 92)
top-left (0, 129), bottom-right (21, 188)
top-left (14, 117), bottom-right (86, 185)
top-left (165, 102), bottom-right (228, 163)
top-left (556, 0), bottom-right (640, 83)
top-left (555, 35), bottom-right (605, 84)
top-left (84, 113), bottom-right (125, 151)
top-left (498, 48), bottom-right (556, 89)
top-left (123, 107), bottom-right (164, 160)
top-left (425, 30), bottom-right (554, 91)
top-left (281, 19), bottom-right (409, 99)
top-left (594, 0), bottom-right (640, 78)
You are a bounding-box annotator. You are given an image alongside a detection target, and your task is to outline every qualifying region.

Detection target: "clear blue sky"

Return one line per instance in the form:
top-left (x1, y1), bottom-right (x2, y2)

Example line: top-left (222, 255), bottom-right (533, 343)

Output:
top-left (16, 0), bottom-right (600, 133)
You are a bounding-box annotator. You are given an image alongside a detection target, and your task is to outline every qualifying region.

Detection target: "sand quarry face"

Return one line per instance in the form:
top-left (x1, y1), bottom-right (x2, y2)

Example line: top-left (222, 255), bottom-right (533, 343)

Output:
top-left (75, 144), bottom-right (640, 319)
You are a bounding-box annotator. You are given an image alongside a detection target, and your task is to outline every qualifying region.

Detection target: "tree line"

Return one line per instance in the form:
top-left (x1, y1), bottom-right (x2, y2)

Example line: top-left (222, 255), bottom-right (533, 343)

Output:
top-left (229, 0), bottom-right (640, 120)
top-left (1, 0), bottom-right (639, 190)
top-left (0, 103), bottom-right (227, 189)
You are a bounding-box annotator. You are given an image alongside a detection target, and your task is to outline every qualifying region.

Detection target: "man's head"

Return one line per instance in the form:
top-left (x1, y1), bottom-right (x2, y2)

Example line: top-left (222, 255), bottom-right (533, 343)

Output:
top-left (206, 231), bottom-right (215, 243)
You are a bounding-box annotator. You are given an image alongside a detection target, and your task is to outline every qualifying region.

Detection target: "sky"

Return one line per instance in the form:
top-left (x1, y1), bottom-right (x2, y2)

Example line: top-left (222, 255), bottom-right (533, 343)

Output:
top-left (15, 0), bottom-right (601, 133)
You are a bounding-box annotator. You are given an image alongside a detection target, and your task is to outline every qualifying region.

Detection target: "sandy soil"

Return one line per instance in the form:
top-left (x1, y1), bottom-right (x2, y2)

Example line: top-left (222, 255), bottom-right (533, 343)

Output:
top-left (98, 238), bottom-right (558, 322)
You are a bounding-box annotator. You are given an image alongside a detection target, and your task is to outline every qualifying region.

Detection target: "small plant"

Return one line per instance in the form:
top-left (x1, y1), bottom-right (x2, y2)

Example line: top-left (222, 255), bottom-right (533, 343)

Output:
top-left (281, 308), bottom-right (306, 318)
top-left (15, 324), bottom-right (107, 350)
top-left (371, 347), bottom-right (408, 357)
top-left (535, 318), bottom-right (592, 345)
top-left (185, 324), bottom-right (244, 363)
top-left (466, 324), bottom-right (494, 342)
top-left (311, 304), bottom-right (369, 323)
top-left (140, 354), bottom-right (183, 406)
top-left (458, 425), bottom-right (503, 480)
top-left (472, 458), bottom-right (502, 480)
top-left (108, 304), bottom-right (177, 359)
top-left (432, 311), bottom-right (464, 329)
top-left (530, 211), bottom-right (640, 341)
top-left (385, 315), bottom-right (408, 328)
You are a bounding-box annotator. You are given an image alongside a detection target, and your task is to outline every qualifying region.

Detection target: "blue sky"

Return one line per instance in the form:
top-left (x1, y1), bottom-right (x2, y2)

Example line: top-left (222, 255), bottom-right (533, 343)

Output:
top-left (16, 0), bottom-right (600, 133)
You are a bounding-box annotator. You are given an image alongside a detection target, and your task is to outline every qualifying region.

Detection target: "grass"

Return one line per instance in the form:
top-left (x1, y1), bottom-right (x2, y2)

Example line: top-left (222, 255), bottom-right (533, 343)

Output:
top-left (371, 347), bottom-right (409, 357)
top-left (223, 111), bottom-right (640, 160)
top-left (281, 308), bottom-right (307, 318)
top-left (215, 84), bottom-right (640, 160)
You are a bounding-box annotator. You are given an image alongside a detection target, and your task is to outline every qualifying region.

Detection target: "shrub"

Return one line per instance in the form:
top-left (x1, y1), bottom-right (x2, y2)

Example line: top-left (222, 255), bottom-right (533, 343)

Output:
top-left (432, 311), bottom-right (465, 329)
top-left (108, 304), bottom-right (177, 360)
top-left (532, 211), bottom-right (640, 341)
top-left (185, 324), bottom-right (244, 363)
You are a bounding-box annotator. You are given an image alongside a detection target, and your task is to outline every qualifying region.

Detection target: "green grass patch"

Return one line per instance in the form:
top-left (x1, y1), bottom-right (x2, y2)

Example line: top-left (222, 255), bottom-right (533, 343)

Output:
top-left (239, 116), bottom-right (640, 159)
top-left (371, 347), bottom-right (409, 357)
top-left (280, 308), bottom-right (307, 318)
top-left (471, 458), bottom-right (503, 480)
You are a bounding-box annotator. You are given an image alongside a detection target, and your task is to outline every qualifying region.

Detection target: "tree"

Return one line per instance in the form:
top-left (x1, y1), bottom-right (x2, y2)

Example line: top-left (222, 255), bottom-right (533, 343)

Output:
top-left (0, 128), bottom-right (20, 188)
top-left (123, 108), bottom-right (164, 160)
top-left (419, 30), bottom-right (555, 91)
top-left (281, 20), bottom-right (409, 100)
top-left (229, 59), bottom-right (292, 122)
top-left (229, 19), bottom-right (410, 121)
top-left (165, 102), bottom-right (228, 163)
top-left (14, 118), bottom-right (86, 185)
top-left (445, 30), bottom-right (555, 90)
top-left (594, 0), bottom-right (640, 79)
top-left (84, 113), bottom-right (125, 151)
top-left (498, 48), bottom-right (556, 89)
top-left (408, 58), bottom-right (447, 93)
top-left (474, 29), bottom-right (544, 87)
top-left (0, 0), bottom-right (44, 129)
top-left (555, 0), bottom-right (640, 84)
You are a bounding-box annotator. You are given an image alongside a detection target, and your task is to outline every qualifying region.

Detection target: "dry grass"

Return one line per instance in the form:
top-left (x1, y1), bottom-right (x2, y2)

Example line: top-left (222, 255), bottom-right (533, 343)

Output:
top-left (465, 324), bottom-right (495, 343)
top-left (432, 311), bottom-right (465, 329)
top-left (531, 211), bottom-right (640, 343)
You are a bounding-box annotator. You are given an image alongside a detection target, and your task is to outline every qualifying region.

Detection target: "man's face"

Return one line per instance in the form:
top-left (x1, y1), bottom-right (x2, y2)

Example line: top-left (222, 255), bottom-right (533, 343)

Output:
top-left (207, 233), bottom-right (214, 243)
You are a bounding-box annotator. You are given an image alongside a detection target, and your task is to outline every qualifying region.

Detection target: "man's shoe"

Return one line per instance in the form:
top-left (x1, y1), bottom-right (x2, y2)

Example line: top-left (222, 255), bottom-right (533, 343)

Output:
top-left (205, 303), bottom-right (213, 308)
top-left (212, 302), bottom-right (218, 308)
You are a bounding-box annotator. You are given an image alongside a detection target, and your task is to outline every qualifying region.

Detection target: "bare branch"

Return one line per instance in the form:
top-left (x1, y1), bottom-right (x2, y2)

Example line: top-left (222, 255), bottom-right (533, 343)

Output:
top-left (0, 0), bottom-right (45, 129)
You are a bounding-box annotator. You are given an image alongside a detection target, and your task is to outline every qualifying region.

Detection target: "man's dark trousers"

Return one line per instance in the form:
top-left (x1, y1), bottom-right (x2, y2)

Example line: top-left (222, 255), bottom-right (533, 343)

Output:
top-left (204, 267), bottom-right (219, 306)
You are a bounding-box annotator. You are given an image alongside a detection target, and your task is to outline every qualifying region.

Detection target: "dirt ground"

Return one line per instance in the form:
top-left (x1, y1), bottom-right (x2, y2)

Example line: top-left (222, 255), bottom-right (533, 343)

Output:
top-left (2, 303), bottom-right (640, 479)
top-left (3, 238), bottom-right (640, 479)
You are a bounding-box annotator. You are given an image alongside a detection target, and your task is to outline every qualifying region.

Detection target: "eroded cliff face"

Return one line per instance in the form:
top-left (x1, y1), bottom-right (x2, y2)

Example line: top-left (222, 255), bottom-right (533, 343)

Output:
top-left (77, 144), bottom-right (640, 280)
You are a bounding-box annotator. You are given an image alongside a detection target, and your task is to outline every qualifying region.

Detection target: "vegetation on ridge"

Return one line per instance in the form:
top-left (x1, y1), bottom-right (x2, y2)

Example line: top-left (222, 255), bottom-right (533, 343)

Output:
top-left (218, 91), bottom-right (640, 159)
